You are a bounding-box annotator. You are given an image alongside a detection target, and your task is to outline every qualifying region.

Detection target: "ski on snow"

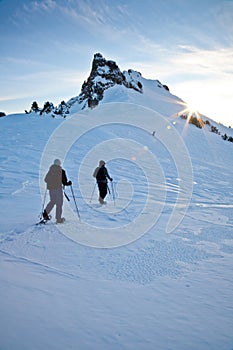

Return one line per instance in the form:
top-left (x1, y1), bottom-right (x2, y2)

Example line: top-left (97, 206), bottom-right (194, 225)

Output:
top-left (36, 215), bottom-right (52, 225)
top-left (36, 219), bottom-right (49, 225)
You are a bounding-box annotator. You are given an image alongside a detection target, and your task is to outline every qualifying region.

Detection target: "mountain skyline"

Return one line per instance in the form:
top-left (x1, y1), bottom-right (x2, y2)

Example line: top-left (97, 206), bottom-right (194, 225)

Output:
top-left (0, 0), bottom-right (233, 127)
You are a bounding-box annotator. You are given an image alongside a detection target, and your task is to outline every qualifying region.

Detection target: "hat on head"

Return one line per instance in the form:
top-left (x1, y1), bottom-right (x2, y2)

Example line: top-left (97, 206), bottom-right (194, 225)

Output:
top-left (54, 159), bottom-right (61, 166)
top-left (99, 160), bottom-right (105, 166)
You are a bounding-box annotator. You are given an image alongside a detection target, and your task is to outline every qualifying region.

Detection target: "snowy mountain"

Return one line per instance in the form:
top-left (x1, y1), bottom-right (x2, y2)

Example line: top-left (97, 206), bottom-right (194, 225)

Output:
top-left (26, 53), bottom-right (233, 143)
top-left (1, 54), bottom-right (233, 350)
top-left (68, 52), bottom-right (144, 110)
top-left (68, 53), bottom-right (183, 117)
top-left (26, 52), bottom-right (178, 116)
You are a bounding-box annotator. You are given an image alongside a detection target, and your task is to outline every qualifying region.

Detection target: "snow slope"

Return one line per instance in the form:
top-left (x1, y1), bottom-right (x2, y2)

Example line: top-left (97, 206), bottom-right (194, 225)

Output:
top-left (69, 67), bottom-right (185, 118)
top-left (0, 96), bottom-right (233, 349)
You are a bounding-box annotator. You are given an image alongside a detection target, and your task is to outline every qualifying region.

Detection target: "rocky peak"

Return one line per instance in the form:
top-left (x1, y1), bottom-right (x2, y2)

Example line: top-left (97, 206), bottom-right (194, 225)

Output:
top-left (26, 53), bottom-right (170, 117)
top-left (69, 53), bottom-right (143, 109)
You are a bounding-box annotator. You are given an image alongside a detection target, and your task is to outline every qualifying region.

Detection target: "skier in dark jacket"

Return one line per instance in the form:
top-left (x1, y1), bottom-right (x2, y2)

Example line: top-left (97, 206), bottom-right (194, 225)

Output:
top-left (43, 159), bottom-right (72, 223)
top-left (93, 160), bottom-right (112, 204)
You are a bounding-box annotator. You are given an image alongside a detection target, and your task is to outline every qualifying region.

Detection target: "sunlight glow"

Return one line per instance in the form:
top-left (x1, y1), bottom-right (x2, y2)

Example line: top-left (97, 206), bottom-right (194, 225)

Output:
top-left (174, 101), bottom-right (204, 128)
top-left (186, 102), bottom-right (199, 115)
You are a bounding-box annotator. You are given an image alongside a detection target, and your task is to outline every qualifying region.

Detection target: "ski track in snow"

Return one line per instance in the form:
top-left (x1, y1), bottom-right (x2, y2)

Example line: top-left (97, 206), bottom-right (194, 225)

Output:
top-left (0, 210), bottom-right (230, 286)
top-left (0, 133), bottom-right (232, 286)
top-left (0, 120), bottom-right (232, 284)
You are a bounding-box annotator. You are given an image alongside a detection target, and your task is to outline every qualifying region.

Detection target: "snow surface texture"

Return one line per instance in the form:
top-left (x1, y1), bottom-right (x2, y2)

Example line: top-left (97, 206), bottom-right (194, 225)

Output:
top-left (1, 87), bottom-right (233, 349)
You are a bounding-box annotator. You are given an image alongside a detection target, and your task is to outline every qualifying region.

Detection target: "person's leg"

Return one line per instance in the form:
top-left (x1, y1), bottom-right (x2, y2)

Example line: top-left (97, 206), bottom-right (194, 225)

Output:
top-left (55, 188), bottom-right (63, 221)
top-left (97, 183), bottom-right (102, 202)
top-left (45, 190), bottom-right (56, 214)
top-left (101, 184), bottom-right (107, 199)
top-left (98, 182), bottom-right (107, 203)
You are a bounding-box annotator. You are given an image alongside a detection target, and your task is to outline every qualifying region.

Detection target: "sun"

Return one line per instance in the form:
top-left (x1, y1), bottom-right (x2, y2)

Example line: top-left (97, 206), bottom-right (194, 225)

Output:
top-left (186, 102), bottom-right (199, 115)
top-left (178, 101), bottom-right (200, 116)
top-left (174, 100), bottom-right (204, 128)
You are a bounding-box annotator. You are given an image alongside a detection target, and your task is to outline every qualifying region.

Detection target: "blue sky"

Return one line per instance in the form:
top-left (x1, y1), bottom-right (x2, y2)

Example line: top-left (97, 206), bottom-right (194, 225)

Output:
top-left (0, 0), bottom-right (232, 126)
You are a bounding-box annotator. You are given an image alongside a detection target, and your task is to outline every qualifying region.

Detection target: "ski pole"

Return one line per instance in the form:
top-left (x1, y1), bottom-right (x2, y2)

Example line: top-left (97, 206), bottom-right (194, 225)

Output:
top-left (90, 183), bottom-right (96, 203)
top-left (70, 184), bottom-right (81, 220)
top-left (40, 188), bottom-right (47, 219)
top-left (111, 181), bottom-right (116, 206)
top-left (63, 189), bottom-right (70, 201)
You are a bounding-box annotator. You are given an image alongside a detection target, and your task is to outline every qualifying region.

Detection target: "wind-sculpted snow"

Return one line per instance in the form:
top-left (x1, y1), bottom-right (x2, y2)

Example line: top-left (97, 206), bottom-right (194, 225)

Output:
top-left (0, 224), bottom-right (223, 285)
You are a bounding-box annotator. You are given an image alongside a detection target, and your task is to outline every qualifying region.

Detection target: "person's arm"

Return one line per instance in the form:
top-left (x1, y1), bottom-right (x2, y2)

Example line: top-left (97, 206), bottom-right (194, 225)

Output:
top-left (62, 169), bottom-right (72, 186)
top-left (104, 167), bottom-right (112, 181)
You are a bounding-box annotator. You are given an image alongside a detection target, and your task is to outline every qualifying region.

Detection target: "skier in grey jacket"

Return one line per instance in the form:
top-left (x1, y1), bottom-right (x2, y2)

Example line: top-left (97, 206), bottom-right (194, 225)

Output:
top-left (43, 159), bottom-right (72, 223)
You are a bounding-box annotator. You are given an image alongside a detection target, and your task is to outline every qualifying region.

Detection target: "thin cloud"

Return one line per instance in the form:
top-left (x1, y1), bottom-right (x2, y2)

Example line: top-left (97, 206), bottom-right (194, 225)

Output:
top-left (23, 0), bottom-right (57, 13)
top-left (1, 68), bottom-right (86, 103)
top-left (16, 69), bottom-right (85, 85)
top-left (4, 56), bottom-right (43, 66)
top-left (173, 45), bottom-right (233, 78)
top-left (56, 0), bottom-right (138, 38)
top-left (211, 1), bottom-right (233, 41)
top-left (10, 0), bottom-right (56, 27)
top-left (134, 42), bottom-right (233, 81)
top-left (136, 35), bottom-right (167, 54)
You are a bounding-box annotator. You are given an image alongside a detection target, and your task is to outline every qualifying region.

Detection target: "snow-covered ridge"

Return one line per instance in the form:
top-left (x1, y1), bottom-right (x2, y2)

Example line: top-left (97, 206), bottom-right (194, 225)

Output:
top-left (68, 53), bottom-right (171, 111)
top-left (25, 52), bottom-right (171, 115)
top-left (21, 52), bottom-right (233, 143)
